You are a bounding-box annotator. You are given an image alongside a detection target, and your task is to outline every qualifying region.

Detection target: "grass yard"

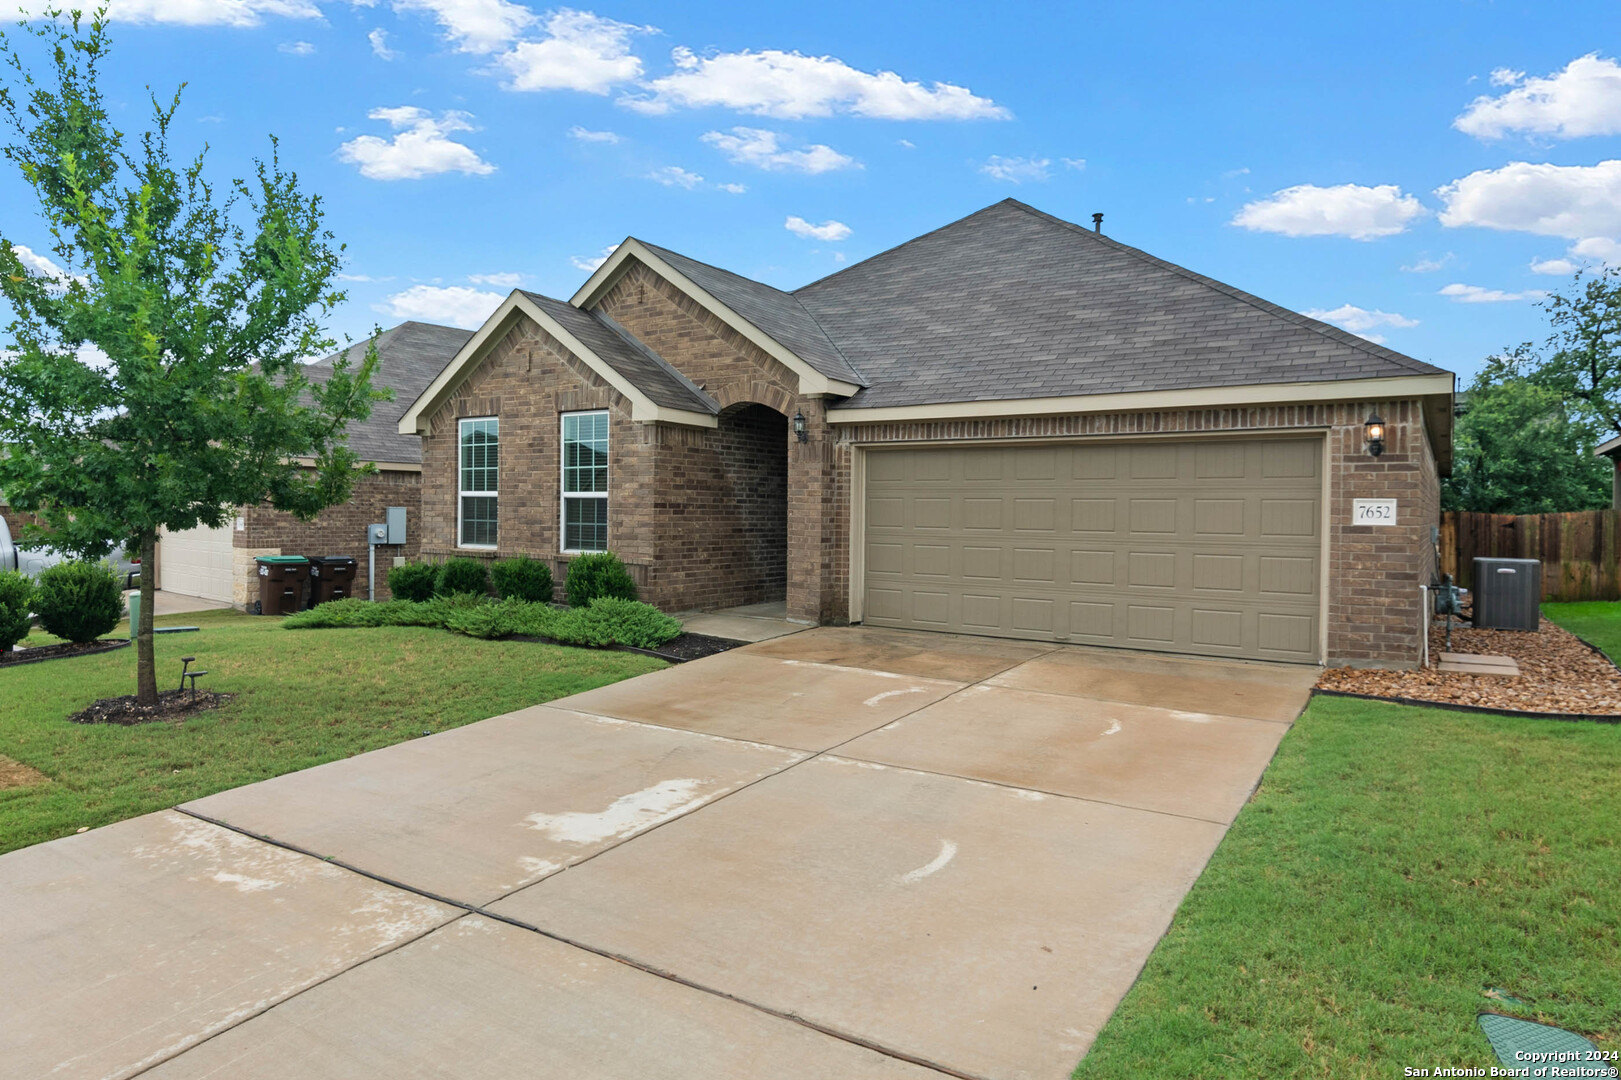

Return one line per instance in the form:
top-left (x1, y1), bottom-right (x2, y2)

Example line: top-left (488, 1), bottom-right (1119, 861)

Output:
top-left (1075, 693), bottom-right (1619, 1079)
top-left (1545, 601), bottom-right (1621, 662)
top-left (0, 607), bottom-right (664, 854)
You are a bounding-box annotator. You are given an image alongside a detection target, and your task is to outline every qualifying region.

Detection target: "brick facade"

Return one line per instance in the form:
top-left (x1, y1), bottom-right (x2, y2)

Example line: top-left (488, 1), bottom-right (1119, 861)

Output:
top-left (414, 254), bottom-right (1443, 668)
top-left (234, 468), bottom-right (421, 603)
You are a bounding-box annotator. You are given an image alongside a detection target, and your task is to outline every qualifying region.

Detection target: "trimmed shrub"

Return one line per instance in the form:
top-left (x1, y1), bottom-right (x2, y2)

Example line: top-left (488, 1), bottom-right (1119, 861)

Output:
top-left (388, 561), bottom-right (437, 603)
top-left (581, 597), bottom-right (682, 650)
top-left (34, 560), bottom-right (125, 644)
top-left (435, 557), bottom-right (489, 598)
top-left (0, 570), bottom-right (35, 651)
top-left (564, 551), bottom-right (638, 607)
top-left (490, 555), bottom-right (554, 603)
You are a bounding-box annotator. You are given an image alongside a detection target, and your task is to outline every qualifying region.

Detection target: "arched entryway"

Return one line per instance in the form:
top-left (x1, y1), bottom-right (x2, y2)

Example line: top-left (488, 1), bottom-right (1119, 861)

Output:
top-left (711, 403), bottom-right (789, 605)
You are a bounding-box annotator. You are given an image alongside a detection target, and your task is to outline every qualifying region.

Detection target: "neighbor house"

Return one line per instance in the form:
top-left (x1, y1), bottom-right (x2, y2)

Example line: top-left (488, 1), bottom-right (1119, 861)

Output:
top-left (159, 321), bottom-right (473, 607)
top-left (399, 200), bottom-right (1454, 668)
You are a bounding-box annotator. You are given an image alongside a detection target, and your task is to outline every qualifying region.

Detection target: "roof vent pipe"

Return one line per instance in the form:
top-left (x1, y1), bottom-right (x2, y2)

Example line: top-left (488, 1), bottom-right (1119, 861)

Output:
top-left (1092, 212), bottom-right (1104, 234)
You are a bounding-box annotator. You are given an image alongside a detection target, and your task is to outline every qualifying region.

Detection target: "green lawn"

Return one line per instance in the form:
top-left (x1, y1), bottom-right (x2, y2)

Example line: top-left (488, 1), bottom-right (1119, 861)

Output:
top-left (0, 607), bottom-right (664, 854)
top-left (1075, 693), bottom-right (1619, 1079)
top-left (1544, 601), bottom-right (1621, 662)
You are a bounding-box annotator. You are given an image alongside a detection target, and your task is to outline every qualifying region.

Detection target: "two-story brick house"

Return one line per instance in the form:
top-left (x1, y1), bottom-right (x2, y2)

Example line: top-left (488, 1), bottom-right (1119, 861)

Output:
top-left (400, 199), bottom-right (1454, 668)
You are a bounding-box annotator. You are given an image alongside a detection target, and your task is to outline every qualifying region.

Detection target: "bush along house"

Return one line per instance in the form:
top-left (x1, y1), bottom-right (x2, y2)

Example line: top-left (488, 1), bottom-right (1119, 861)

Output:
top-left (399, 200), bottom-right (1454, 668)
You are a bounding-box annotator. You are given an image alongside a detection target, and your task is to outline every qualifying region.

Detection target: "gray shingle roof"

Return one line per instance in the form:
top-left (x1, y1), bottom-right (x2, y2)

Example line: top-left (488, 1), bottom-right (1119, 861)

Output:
top-left (637, 241), bottom-right (865, 386)
top-left (305, 321), bottom-right (471, 463)
top-left (521, 291), bottom-right (717, 414)
top-left (790, 199), bottom-right (1449, 409)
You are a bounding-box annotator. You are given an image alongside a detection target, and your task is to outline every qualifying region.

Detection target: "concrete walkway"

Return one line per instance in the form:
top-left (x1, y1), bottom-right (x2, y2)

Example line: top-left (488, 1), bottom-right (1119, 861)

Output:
top-left (673, 599), bottom-right (804, 643)
top-left (2, 628), bottom-right (1317, 1080)
top-left (127, 590), bottom-right (234, 616)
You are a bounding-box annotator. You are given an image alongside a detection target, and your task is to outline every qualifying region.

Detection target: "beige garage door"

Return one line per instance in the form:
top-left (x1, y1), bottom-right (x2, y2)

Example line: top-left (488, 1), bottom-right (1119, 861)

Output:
top-left (862, 438), bottom-right (1322, 662)
top-left (159, 522), bottom-right (236, 603)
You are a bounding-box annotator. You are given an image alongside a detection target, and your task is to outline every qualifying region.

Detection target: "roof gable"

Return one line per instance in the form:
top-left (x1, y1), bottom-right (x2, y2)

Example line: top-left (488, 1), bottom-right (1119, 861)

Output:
top-left (570, 238), bottom-right (864, 396)
top-left (305, 321), bottom-right (471, 465)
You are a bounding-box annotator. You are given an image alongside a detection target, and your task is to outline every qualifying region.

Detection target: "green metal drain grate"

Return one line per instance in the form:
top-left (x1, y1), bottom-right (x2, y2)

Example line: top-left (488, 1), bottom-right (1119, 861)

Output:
top-left (1477, 1012), bottom-right (1616, 1077)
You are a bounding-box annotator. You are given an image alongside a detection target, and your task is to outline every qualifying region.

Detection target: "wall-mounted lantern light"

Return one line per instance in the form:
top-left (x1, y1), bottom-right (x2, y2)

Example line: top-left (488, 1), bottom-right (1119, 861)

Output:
top-left (793, 411), bottom-right (808, 442)
top-left (1364, 413), bottom-right (1386, 457)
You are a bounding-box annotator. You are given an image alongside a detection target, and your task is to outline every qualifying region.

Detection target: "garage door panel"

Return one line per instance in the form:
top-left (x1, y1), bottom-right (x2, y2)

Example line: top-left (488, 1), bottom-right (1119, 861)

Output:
top-left (159, 523), bottom-right (235, 604)
top-left (863, 438), bottom-right (1322, 662)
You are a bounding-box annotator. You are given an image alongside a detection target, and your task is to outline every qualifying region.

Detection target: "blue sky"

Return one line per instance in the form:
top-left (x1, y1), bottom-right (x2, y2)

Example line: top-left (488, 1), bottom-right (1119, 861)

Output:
top-left (6, 0), bottom-right (1621, 382)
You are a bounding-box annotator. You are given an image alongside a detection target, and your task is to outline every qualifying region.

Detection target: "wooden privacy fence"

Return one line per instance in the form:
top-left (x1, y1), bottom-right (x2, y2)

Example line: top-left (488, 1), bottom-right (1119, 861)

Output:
top-left (1441, 509), bottom-right (1621, 601)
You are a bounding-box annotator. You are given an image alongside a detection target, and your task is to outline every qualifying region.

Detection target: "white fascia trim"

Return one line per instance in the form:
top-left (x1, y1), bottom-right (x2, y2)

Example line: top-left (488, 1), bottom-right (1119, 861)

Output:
top-left (571, 238), bottom-right (862, 399)
top-left (397, 291), bottom-right (717, 435)
top-left (826, 373), bottom-right (1457, 425)
top-left (1595, 433), bottom-right (1621, 458)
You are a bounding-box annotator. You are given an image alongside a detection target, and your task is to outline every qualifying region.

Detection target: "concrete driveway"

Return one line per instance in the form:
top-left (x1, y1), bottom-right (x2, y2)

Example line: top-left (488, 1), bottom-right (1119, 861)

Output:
top-left (2, 627), bottom-right (1317, 1080)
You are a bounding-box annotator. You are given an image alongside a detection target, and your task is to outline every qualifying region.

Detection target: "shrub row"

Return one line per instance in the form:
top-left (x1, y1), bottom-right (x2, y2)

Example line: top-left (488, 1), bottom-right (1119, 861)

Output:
top-left (0, 561), bottom-right (125, 648)
top-left (387, 552), bottom-right (636, 607)
top-left (282, 594), bottom-right (682, 651)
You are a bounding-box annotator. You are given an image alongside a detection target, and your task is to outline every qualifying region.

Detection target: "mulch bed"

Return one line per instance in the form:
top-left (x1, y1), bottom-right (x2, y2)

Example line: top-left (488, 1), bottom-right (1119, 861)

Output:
top-left (67, 689), bottom-right (236, 726)
top-left (628, 632), bottom-right (744, 662)
top-left (1317, 612), bottom-right (1621, 716)
top-left (1, 639), bottom-right (130, 667)
top-left (506, 631), bottom-right (744, 663)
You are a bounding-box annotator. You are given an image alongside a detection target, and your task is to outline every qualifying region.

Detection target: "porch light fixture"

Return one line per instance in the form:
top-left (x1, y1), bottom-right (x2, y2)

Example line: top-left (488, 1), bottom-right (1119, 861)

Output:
top-left (1364, 413), bottom-right (1386, 457)
top-left (793, 411), bottom-right (808, 442)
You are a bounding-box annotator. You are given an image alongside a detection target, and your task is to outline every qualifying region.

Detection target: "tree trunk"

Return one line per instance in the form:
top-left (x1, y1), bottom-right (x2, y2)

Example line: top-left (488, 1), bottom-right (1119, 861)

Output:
top-left (136, 530), bottom-right (158, 706)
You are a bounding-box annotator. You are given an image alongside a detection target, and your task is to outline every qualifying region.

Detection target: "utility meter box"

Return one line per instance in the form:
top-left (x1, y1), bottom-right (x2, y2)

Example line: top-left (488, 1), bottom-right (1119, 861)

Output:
top-left (1472, 558), bottom-right (1541, 632)
top-left (385, 506), bottom-right (407, 545)
top-left (367, 523), bottom-right (388, 545)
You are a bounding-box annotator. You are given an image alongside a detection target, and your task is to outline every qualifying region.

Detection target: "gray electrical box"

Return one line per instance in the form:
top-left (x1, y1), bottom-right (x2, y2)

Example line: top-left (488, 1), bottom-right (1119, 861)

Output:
top-left (385, 506), bottom-right (407, 545)
top-left (367, 523), bottom-right (388, 545)
top-left (1472, 557), bottom-right (1541, 631)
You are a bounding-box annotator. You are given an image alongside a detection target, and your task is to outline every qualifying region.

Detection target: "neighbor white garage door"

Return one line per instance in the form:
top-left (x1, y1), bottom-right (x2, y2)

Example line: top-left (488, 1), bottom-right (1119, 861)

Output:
top-left (159, 523), bottom-right (235, 603)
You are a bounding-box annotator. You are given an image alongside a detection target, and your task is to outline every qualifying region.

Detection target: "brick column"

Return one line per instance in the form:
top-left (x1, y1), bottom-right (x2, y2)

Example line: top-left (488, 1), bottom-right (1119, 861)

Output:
top-left (787, 396), bottom-right (838, 623)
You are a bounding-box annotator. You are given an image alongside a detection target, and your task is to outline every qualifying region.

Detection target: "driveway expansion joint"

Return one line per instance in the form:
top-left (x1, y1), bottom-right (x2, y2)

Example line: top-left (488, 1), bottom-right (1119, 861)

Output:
top-left (170, 806), bottom-right (974, 1080)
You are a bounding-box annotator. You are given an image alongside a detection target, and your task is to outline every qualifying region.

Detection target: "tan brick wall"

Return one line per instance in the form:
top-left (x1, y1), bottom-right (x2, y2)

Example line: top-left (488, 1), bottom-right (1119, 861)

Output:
top-left (834, 399), bottom-right (1441, 667)
top-left (235, 469), bottom-right (421, 603)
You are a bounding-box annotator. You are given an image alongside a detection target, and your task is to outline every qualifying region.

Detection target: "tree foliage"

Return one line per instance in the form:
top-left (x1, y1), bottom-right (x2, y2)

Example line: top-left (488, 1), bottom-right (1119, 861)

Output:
top-left (0, 11), bottom-right (383, 701)
top-left (1441, 369), bottom-right (1610, 514)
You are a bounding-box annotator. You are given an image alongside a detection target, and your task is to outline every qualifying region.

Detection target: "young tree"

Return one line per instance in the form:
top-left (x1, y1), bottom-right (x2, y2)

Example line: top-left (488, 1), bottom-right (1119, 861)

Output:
top-left (0, 10), bottom-right (382, 704)
top-left (1441, 370), bottom-right (1610, 514)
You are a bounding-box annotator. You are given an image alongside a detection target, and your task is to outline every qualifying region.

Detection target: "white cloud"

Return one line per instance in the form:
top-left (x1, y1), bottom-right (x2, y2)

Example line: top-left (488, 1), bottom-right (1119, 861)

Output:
top-left (1436, 160), bottom-right (1621, 239)
top-left (369, 28), bottom-right (397, 60)
top-left (337, 272), bottom-right (393, 282)
top-left (1302, 304), bottom-right (1419, 341)
top-left (1530, 256), bottom-right (1579, 275)
top-left (700, 127), bottom-right (856, 174)
top-left (1231, 183), bottom-right (1425, 240)
top-left (496, 9), bottom-right (649, 93)
top-left (11, 243), bottom-right (68, 280)
top-left (568, 125), bottom-right (621, 143)
top-left (784, 216), bottom-right (851, 241)
top-left (1455, 54), bottom-right (1621, 139)
top-left (38, 0), bottom-right (322, 27)
top-left (717, 182), bottom-right (747, 194)
top-left (277, 40), bottom-right (315, 55)
top-left (337, 107), bottom-right (495, 180)
top-left (647, 165), bottom-right (703, 188)
top-left (980, 155), bottom-right (1050, 183)
top-left (1571, 236), bottom-right (1621, 263)
top-left (1061, 157), bottom-right (1086, 171)
top-left (625, 47), bottom-right (1008, 120)
top-left (392, 0), bottom-right (535, 54)
top-left (468, 272), bottom-right (521, 286)
top-left (1439, 283), bottom-right (1546, 303)
top-left (379, 284), bottom-right (505, 328)
top-left (569, 244), bottom-right (619, 272)
top-left (1400, 252), bottom-right (1453, 273)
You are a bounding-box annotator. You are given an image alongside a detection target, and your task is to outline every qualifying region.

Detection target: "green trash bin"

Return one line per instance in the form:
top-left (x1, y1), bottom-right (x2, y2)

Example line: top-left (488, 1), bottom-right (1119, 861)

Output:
top-left (254, 555), bottom-right (310, 615)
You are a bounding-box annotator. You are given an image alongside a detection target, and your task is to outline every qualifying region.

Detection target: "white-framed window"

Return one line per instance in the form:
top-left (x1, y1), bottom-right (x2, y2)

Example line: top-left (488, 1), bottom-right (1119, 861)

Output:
top-left (458, 417), bottom-right (498, 548)
top-left (561, 410), bottom-right (608, 553)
